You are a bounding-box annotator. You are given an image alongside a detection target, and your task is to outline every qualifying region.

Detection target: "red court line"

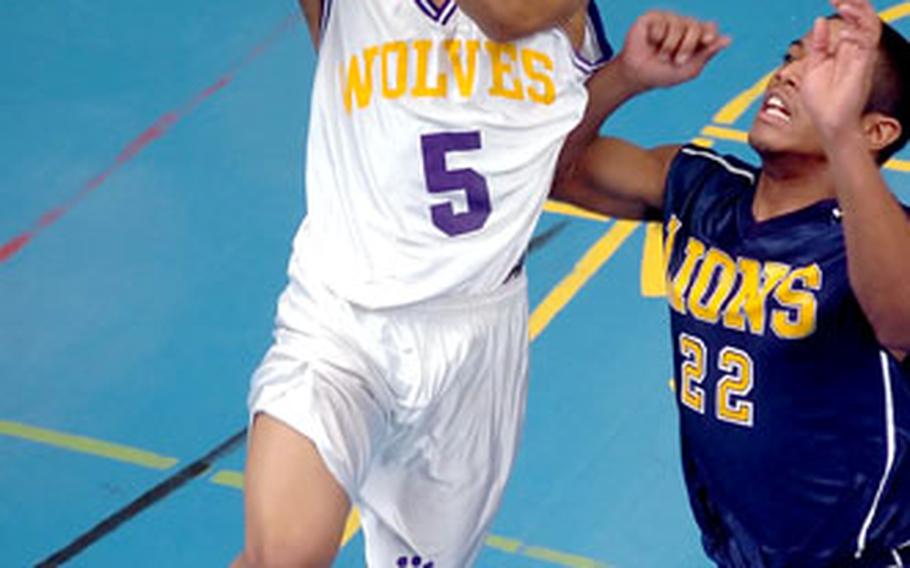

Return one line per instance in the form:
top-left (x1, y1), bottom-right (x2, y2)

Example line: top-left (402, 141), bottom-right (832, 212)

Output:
top-left (0, 13), bottom-right (301, 264)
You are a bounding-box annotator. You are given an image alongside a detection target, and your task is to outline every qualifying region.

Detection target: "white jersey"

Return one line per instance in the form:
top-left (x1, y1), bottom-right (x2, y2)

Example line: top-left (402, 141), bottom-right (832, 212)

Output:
top-left (291, 0), bottom-right (611, 308)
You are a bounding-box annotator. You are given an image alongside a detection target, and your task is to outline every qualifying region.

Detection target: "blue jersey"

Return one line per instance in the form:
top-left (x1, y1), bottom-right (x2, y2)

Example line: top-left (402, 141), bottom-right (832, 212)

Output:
top-left (663, 145), bottom-right (910, 567)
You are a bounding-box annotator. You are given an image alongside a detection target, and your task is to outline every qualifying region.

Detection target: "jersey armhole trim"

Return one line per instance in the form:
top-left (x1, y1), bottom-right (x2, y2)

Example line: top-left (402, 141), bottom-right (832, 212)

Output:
top-left (571, 2), bottom-right (613, 75)
top-left (319, 0), bottom-right (335, 38)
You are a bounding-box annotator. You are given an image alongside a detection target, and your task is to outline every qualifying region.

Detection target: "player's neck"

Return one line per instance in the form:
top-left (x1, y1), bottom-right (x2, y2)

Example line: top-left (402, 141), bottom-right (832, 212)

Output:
top-left (754, 156), bottom-right (835, 222)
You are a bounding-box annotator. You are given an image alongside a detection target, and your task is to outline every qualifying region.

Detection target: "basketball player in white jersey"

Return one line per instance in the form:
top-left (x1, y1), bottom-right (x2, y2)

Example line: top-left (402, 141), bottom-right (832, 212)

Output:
top-left (233, 2), bottom-right (722, 566)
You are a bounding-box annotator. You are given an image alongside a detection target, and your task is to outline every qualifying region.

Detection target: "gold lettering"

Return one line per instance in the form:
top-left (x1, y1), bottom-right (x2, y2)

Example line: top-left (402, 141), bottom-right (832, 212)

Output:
top-left (688, 248), bottom-right (737, 324)
top-left (381, 42), bottom-right (408, 99)
top-left (771, 264), bottom-right (822, 340)
top-left (486, 41), bottom-right (524, 100)
top-left (445, 39), bottom-right (480, 98)
top-left (340, 47), bottom-right (379, 114)
top-left (522, 49), bottom-right (556, 105)
top-left (412, 40), bottom-right (448, 98)
top-left (669, 238), bottom-right (706, 315)
top-left (722, 259), bottom-right (790, 335)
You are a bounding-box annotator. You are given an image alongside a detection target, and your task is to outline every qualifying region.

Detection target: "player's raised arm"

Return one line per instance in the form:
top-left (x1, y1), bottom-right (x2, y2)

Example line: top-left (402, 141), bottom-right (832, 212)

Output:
top-left (455, 0), bottom-right (587, 41)
top-left (801, 0), bottom-right (910, 352)
top-left (298, 0), bottom-right (322, 47)
top-left (552, 11), bottom-right (730, 220)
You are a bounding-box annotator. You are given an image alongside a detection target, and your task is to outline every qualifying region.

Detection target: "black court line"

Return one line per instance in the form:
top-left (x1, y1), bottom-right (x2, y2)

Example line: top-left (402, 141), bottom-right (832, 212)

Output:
top-left (35, 428), bottom-right (247, 567)
top-left (529, 219), bottom-right (568, 253)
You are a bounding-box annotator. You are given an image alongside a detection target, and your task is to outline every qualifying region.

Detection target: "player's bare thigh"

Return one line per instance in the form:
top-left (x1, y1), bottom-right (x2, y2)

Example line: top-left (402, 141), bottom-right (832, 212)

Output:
top-left (233, 413), bottom-right (351, 568)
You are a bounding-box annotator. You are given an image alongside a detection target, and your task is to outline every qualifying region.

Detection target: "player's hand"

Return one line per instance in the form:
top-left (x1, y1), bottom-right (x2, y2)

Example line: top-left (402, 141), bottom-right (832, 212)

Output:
top-left (801, 0), bottom-right (882, 142)
top-left (616, 11), bottom-right (731, 92)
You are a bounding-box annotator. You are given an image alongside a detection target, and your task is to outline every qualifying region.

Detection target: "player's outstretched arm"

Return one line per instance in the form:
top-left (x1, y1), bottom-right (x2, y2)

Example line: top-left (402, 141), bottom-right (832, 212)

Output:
top-left (552, 11), bottom-right (730, 220)
top-left (801, 0), bottom-right (910, 352)
top-left (455, 0), bottom-right (586, 42)
top-left (298, 0), bottom-right (321, 47)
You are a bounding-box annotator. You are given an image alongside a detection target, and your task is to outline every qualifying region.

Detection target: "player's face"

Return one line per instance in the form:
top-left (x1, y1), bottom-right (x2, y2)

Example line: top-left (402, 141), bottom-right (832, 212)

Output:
top-left (748, 19), bottom-right (848, 158)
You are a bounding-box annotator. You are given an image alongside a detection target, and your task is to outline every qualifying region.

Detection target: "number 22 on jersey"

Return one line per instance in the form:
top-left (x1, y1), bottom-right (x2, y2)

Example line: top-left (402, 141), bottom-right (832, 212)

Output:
top-left (678, 332), bottom-right (755, 428)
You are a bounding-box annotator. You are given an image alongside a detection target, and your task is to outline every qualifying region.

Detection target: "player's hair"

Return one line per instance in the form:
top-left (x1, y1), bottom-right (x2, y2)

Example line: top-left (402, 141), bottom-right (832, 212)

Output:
top-left (866, 22), bottom-right (910, 163)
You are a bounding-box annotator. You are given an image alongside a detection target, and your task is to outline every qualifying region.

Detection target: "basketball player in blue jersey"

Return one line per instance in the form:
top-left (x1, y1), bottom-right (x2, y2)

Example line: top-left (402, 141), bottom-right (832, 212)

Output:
top-left (554, 0), bottom-right (910, 565)
top-left (231, 1), bottom-right (641, 567)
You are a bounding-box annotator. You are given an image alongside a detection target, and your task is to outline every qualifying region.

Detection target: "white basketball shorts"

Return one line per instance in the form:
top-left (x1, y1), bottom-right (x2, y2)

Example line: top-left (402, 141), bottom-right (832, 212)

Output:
top-left (248, 263), bottom-right (529, 567)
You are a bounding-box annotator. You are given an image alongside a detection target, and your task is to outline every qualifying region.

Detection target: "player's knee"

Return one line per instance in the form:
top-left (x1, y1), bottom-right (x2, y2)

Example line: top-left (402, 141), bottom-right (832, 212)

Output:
top-left (241, 533), bottom-right (337, 568)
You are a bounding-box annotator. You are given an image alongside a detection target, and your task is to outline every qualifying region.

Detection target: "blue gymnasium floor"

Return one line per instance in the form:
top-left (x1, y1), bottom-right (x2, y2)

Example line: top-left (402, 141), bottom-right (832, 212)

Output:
top-left (2, 1), bottom-right (909, 566)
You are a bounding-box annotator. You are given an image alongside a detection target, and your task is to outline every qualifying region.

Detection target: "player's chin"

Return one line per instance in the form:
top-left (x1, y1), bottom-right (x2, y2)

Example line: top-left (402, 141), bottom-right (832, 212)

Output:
top-left (747, 127), bottom-right (775, 156)
top-left (748, 121), bottom-right (791, 156)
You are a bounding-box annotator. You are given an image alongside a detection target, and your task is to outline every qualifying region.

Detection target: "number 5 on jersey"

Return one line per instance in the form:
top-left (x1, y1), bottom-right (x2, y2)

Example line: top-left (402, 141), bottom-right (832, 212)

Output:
top-left (420, 131), bottom-right (491, 237)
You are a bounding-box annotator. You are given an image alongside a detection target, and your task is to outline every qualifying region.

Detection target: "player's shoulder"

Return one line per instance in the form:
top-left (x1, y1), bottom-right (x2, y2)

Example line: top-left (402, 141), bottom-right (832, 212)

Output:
top-left (664, 143), bottom-right (758, 220)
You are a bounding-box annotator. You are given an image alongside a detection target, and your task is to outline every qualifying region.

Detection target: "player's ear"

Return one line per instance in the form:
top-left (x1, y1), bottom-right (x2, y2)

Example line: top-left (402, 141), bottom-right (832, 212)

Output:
top-left (861, 112), bottom-right (902, 156)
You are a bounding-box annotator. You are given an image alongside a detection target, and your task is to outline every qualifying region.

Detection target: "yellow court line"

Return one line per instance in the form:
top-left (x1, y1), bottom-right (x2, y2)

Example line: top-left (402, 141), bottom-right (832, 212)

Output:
top-left (210, 469), bottom-right (244, 488)
top-left (485, 534), bottom-right (524, 553)
top-left (528, 220), bottom-right (641, 342)
top-left (881, 2), bottom-right (910, 21)
top-left (341, 507), bottom-right (361, 546)
top-left (701, 125), bottom-right (749, 143)
top-left (544, 200), bottom-right (612, 223)
top-left (886, 158), bottom-right (910, 173)
top-left (690, 137), bottom-right (716, 148)
top-left (0, 420), bottom-right (178, 470)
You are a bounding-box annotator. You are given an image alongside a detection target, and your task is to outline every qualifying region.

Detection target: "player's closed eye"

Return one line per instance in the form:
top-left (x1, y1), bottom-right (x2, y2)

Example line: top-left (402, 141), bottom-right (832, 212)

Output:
top-left (781, 39), bottom-right (805, 65)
